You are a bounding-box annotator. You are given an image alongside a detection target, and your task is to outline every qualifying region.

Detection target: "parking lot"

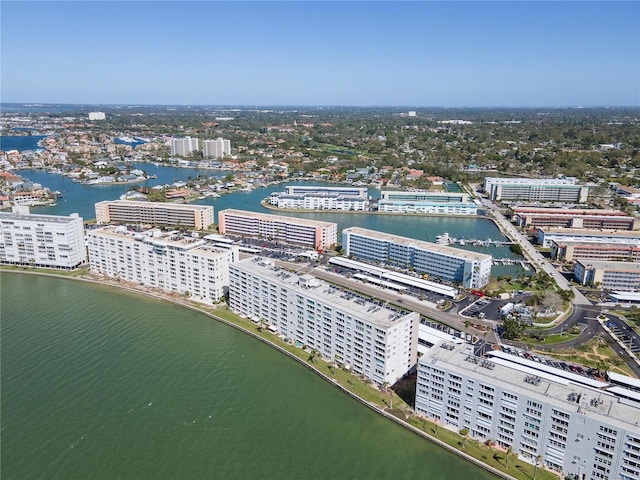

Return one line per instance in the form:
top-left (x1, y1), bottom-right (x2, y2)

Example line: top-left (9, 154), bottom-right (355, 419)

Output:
top-left (499, 345), bottom-right (605, 379)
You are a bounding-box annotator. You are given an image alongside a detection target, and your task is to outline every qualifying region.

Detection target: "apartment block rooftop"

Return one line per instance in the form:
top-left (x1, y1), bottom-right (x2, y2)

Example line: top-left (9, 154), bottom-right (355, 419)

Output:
top-left (0, 211), bottom-right (83, 224)
top-left (344, 226), bottom-right (492, 262)
top-left (421, 342), bottom-right (640, 431)
top-left (237, 257), bottom-right (413, 328)
top-left (220, 208), bottom-right (337, 228)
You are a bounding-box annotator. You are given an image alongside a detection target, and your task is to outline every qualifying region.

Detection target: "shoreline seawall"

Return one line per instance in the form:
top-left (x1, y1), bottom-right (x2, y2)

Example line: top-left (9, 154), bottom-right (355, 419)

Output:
top-left (2, 267), bottom-right (520, 480)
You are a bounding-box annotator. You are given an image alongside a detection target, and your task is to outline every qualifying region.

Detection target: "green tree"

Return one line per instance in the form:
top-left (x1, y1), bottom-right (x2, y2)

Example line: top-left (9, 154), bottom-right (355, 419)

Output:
top-left (502, 317), bottom-right (526, 340)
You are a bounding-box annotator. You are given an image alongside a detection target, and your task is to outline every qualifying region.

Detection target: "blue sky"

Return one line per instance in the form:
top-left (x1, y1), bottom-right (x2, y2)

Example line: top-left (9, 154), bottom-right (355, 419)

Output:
top-left (1, 1), bottom-right (638, 106)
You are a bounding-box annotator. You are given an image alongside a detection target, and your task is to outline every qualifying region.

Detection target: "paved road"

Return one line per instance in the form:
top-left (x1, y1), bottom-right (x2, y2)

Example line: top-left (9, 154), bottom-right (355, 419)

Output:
top-left (310, 267), bottom-right (499, 343)
top-left (480, 198), bottom-right (592, 306)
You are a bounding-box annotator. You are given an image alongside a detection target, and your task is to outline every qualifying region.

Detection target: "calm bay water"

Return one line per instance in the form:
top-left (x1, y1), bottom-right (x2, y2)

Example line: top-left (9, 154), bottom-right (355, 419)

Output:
top-left (1, 272), bottom-right (497, 479)
top-left (0, 135), bottom-right (47, 151)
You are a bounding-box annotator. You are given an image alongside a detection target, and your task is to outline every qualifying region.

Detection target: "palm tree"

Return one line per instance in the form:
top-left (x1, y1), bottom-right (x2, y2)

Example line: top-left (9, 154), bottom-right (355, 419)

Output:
top-left (506, 445), bottom-right (512, 469)
top-left (533, 454), bottom-right (542, 480)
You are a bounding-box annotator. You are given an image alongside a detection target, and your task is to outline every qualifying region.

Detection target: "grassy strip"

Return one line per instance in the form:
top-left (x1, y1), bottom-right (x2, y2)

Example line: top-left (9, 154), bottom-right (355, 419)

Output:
top-left (210, 305), bottom-right (557, 480)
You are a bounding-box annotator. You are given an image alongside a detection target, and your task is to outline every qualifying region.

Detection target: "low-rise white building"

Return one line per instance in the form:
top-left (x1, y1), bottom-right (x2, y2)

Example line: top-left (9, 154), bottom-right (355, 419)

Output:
top-left (229, 257), bottom-right (419, 385)
top-left (87, 226), bottom-right (237, 304)
top-left (0, 210), bottom-right (87, 269)
top-left (267, 185), bottom-right (369, 211)
top-left (342, 227), bottom-right (492, 289)
top-left (415, 342), bottom-right (640, 479)
top-left (378, 190), bottom-right (477, 215)
top-left (483, 177), bottom-right (588, 203)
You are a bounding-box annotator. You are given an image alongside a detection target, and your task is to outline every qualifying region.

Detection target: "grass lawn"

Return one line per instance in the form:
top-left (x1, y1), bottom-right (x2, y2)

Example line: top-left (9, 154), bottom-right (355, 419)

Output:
top-left (537, 338), bottom-right (636, 377)
top-left (210, 305), bottom-right (560, 480)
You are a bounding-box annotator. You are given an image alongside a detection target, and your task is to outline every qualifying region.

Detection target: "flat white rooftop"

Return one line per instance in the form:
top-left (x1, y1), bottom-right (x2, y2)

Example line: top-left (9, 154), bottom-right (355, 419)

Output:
top-left (344, 226), bottom-right (492, 262)
top-left (0, 211), bottom-right (82, 224)
top-left (220, 208), bottom-right (337, 228)
top-left (420, 342), bottom-right (640, 431)
top-left (234, 257), bottom-right (413, 329)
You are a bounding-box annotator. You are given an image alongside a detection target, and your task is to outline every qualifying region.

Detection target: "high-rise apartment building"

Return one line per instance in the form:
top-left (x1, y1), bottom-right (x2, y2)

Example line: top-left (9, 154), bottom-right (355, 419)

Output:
top-left (95, 200), bottom-right (214, 230)
top-left (229, 257), bottom-right (419, 385)
top-left (415, 342), bottom-right (640, 480)
top-left (171, 136), bottom-right (199, 156)
top-left (87, 226), bottom-right (237, 304)
top-left (203, 138), bottom-right (231, 158)
top-left (88, 111), bottom-right (106, 121)
top-left (0, 210), bottom-right (87, 269)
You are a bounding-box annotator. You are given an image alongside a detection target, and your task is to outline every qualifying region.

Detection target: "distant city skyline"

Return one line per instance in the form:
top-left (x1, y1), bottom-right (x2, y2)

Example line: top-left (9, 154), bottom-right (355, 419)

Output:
top-left (1, 1), bottom-right (638, 107)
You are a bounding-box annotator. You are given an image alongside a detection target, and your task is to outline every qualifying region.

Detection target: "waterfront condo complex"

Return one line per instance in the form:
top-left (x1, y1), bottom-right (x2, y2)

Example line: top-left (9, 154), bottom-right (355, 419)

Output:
top-left (170, 136), bottom-right (199, 156)
top-left (377, 190), bottom-right (478, 215)
top-left (217, 209), bottom-right (337, 251)
top-left (415, 341), bottom-right (640, 479)
top-left (573, 259), bottom-right (640, 291)
top-left (87, 226), bottom-right (237, 304)
top-left (203, 138), bottom-right (231, 158)
top-left (510, 207), bottom-right (639, 230)
top-left (267, 185), bottom-right (369, 211)
top-left (95, 200), bottom-right (215, 230)
top-left (229, 257), bottom-right (419, 385)
top-left (483, 177), bottom-right (589, 203)
top-left (550, 239), bottom-right (640, 263)
top-left (0, 209), bottom-right (87, 269)
top-left (342, 227), bottom-right (492, 289)
top-left (536, 227), bottom-right (640, 249)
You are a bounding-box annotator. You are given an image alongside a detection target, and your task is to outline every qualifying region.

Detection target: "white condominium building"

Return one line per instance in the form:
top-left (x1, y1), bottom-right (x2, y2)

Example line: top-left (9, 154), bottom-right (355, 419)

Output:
top-left (87, 226), bottom-right (237, 304)
top-left (378, 190), bottom-right (477, 215)
top-left (218, 209), bottom-right (337, 251)
top-left (88, 111), bottom-right (106, 121)
top-left (342, 227), bottom-right (492, 289)
top-left (203, 138), bottom-right (231, 158)
top-left (95, 200), bottom-right (214, 230)
top-left (415, 342), bottom-right (640, 480)
top-left (0, 210), bottom-right (87, 269)
top-left (483, 177), bottom-right (588, 203)
top-left (574, 259), bottom-right (640, 291)
top-left (171, 136), bottom-right (199, 156)
top-left (267, 185), bottom-right (369, 211)
top-left (284, 186), bottom-right (368, 197)
top-left (229, 257), bottom-right (419, 385)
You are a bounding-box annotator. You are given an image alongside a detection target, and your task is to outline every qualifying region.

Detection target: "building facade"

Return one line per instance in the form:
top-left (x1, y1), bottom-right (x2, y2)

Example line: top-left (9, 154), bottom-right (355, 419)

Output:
top-left (483, 177), bottom-right (589, 203)
top-left (87, 226), bottom-right (237, 304)
top-left (537, 228), bottom-right (640, 248)
top-left (377, 190), bottom-right (478, 215)
top-left (229, 257), bottom-right (419, 385)
top-left (267, 186), bottom-right (369, 211)
top-left (0, 210), bottom-right (87, 269)
top-left (511, 207), bottom-right (638, 230)
top-left (415, 342), bottom-right (640, 480)
top-left (573, 259), bottom-right (640, 291)
top-left (203, 138), bottom-right (231, 158)
top-left (171, 136), bottom-right (199, 156)
top-left (550, 239), bottom-right (640, 263)
top-left (88, 111), bottom-right (106, 121)
top-left (218, 209), bottom-right (337, 250)
top-left (95, 200), bottom-right (214, 230)
top-left (342, 227), bottom-right (492, 289)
